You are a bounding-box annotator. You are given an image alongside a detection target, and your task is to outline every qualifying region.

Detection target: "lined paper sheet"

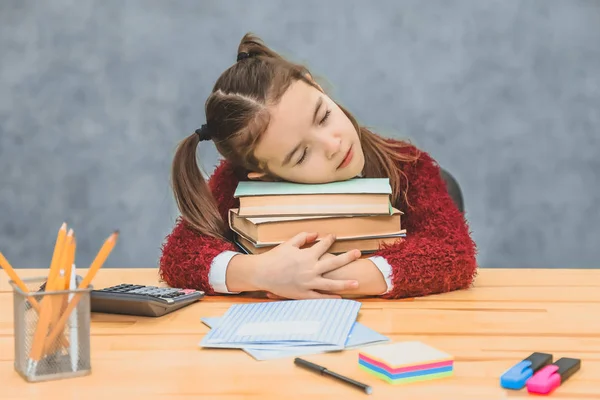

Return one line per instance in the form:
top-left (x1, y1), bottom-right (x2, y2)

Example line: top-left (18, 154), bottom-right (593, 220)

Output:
top-left (201, 318), bottom-right (390, 361)
top-left (200, 299), bottom-right (361, 350)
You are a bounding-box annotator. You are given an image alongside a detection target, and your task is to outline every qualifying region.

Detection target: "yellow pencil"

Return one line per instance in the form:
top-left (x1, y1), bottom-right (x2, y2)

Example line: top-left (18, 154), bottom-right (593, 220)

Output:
top-left (0, 251), bottom-right (70, 354)
top-left (43, 230), bottom-right (119, 355)
top-left (27, 223), bottom-right (69, 368)
top-left (28, 285), bottom-right (55, 366)
top-left (43, 229), bottom-right (74, 356)
top-left (78, 230), bottom-right (119, 289)
top-left (42, 270), bottom-right (68, 358)
top-left (0, 252), bottom-right (40, 311)
top-left (46, 223), bottom-right (67, 289)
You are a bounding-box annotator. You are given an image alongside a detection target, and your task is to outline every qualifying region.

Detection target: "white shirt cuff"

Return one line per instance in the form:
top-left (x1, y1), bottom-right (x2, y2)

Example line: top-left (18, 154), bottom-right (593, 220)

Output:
top-left (368, 256), bottom-right (394, 294)
top-left (208, 250), bottom-right (242, 294)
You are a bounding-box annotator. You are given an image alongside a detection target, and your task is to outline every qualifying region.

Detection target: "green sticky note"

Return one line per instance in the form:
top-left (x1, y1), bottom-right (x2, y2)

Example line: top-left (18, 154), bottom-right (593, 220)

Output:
top-left (359, 365), bottom-right (453, 385)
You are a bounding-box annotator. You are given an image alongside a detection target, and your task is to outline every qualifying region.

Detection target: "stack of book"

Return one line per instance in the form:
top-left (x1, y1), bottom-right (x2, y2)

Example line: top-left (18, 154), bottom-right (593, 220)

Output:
top-left (229, 178), bottom-right (405, 255)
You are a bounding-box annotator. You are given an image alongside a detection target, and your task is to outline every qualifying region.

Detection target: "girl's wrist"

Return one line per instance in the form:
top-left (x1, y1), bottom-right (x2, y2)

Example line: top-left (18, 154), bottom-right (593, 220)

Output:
top-left (225, 253), bottom-right (267, 292)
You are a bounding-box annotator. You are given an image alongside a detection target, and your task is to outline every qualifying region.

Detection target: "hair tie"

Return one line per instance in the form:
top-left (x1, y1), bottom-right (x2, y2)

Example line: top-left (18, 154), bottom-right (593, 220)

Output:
top-left (236, 51), bottom-right (251, 62)
top-left (194, 124), bottom-right (211, 141)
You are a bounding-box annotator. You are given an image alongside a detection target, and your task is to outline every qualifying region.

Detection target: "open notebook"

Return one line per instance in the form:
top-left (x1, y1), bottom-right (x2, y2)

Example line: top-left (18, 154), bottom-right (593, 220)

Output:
top-left (201, 318), bottom-right (390, 361)
top-left (199, 299), bottom-right (362, 350)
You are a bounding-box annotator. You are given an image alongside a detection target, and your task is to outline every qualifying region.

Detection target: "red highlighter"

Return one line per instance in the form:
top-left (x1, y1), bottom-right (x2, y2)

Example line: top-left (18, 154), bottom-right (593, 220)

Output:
top-left (526, 357), bottom-right (581, 395)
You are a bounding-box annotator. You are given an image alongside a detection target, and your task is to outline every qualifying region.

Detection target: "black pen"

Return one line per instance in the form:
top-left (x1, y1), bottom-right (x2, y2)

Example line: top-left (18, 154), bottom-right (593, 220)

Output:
top-left (294, 357), bottom-right (373, 395)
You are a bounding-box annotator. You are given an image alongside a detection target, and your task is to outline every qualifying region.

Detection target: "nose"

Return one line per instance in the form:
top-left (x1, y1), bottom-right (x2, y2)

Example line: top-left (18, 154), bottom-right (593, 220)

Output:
top-left (322, 135), bottom-right (342, 159)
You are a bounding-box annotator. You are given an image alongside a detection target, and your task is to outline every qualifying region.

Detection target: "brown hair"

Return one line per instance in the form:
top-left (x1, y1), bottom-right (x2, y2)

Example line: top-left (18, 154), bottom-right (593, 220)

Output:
top-left (171, 33), bottom-right (420, 239)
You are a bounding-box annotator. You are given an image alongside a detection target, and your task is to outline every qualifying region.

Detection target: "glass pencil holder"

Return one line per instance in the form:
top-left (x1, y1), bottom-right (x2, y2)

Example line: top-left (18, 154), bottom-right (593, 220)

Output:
top-left (10, 276), bottom-right (92, 382)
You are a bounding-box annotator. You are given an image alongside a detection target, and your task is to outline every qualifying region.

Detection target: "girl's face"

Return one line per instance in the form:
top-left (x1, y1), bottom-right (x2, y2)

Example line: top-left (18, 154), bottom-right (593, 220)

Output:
top-left (252, 80), bottom-right (365, 183)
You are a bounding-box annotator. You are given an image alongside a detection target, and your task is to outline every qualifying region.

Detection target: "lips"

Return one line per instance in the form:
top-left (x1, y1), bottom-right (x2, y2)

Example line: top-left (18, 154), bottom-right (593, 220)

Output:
top-left (337, 145), bottom-right (354, 170)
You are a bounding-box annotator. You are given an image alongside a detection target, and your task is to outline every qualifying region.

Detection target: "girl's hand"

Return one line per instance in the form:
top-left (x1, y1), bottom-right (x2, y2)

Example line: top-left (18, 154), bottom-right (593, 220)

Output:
top-left (264, 253), bottom-right (356, 299)
top-left (253, 232), bottom-right (361, 300)
top-left (318, 252), bottom-right (336, 261)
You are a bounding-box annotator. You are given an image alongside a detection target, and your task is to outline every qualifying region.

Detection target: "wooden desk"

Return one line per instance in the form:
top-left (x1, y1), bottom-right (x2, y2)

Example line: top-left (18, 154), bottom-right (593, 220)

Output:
top-left (1, 268), bottom-right (599, 400)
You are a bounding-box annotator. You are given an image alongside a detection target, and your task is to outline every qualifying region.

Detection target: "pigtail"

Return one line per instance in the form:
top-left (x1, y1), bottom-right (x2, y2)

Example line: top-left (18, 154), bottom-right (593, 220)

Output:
top-left (237, 33), bottom-right (282, 60)
top-left (171, 133), bottom-right (227, 239)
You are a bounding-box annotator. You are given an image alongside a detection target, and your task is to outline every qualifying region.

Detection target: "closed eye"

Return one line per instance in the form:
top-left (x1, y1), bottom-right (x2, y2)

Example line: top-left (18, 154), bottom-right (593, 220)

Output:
top-left (296, 148), bottom-right (308, 165)
top-left (320, 110), bottom-right (331, 125)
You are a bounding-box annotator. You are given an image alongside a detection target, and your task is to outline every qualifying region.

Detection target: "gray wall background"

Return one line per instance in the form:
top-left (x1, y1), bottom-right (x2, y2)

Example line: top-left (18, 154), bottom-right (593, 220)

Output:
top-left (1, 0), bottom-right (599, 270)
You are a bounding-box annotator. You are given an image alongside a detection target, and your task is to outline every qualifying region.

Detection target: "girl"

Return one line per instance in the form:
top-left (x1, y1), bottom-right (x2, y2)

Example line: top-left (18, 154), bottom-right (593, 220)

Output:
top-left (159, 33), bottom-right (477, 300)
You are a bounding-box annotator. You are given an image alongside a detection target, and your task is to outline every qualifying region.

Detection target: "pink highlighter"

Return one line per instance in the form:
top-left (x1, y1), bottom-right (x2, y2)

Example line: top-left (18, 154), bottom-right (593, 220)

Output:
top-left (526, 357), bottom-right (581, 395)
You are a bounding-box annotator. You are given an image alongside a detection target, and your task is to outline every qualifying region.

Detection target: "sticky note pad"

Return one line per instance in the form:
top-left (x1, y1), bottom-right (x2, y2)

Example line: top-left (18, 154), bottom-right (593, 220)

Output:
top-left (358, 341), bottom-right (454, 385)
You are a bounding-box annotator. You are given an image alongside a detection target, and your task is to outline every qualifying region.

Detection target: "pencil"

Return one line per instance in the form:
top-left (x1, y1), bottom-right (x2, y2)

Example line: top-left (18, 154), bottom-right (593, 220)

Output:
top-left (28, 223), bottom-right (69, 367)
top-left (0, 252), bottom-right (40, 311)
top-left (43, 229), bottom-right (74, 356)
top-left (47, 223), bottom-right (68, 289)
top-left (78, 230), bottom-right (119, 289)
top-left (63, 234), bottom-right (76, 290)
top-left (0, 251), bottom-right (70, 354)
top-left (28, 281), bottom-right (56, 367)
top-left (42, 270), bottom-right (68, 358)
top-left (43, 230), bottom-right (119, 355)
top-left (68, 262), bottom-right (78, 372)
top-left (58, 228), bottom-right (74, 285)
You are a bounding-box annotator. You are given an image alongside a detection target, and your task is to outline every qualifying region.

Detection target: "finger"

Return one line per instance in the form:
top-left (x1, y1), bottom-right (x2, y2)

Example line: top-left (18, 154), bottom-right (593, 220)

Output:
top-left (318, 252), bottom-right (335, 261)
top-left (313, 277), bottom-right (359, 293)
top-left (285, 232), bottom-right (319, 248)
top-left (317, 249), bottom-right (362, 274)
top-left (266, 292), bottom-right (286, 300)
top-left (308, 234), bottom-right (336, 255)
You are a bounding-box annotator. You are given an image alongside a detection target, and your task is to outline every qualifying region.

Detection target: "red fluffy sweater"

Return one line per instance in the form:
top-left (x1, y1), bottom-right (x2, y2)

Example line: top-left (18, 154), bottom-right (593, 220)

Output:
top-left (159, 143), bottom-right (478, 299)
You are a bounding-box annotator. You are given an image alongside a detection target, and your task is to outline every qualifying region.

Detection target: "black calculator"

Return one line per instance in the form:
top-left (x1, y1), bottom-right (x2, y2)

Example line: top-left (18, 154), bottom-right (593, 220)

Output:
top-left (90, 284), bottom-right (205, 317)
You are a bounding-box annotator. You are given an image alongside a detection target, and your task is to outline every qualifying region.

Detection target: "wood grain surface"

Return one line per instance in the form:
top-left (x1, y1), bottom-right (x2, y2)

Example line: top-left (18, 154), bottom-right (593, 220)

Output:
top-left (1, 268), bottom-right (599, 400)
